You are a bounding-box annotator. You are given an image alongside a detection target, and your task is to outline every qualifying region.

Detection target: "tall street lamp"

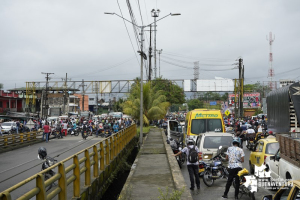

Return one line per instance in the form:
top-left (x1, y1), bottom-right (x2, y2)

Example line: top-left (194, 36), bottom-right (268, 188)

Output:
top-left (105, 12), bottom-right (180, 144)
top-left (151, 9), bottom-right (160, 79)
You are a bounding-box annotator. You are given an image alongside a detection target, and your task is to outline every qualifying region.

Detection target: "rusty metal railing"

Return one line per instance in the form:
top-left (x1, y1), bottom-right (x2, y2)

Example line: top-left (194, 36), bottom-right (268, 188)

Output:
top-left (0, 124), bottom-right (137, 200)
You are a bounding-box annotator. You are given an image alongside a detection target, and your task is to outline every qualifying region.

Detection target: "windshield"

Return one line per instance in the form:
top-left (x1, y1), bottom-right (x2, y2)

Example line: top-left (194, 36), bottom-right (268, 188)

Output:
top-left (203, 136), bottom-right (233, 149)
top-left (265, 142), bottom-right (279, 155)
top-left (191, 119), bottom-right (223, 134)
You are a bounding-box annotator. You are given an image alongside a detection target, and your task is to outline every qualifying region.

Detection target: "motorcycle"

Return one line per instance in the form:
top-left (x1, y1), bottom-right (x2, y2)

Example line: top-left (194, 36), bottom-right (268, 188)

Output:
top-left (52, 128), bottom-right (63, 139)
top-left (233, 168), bottom-right (256, 200)
top-left (169, 138), bottom-right (186, 169)
top-left (38, 154), bottom-right (57, 192)
top-left (246, 136), bottom-right (255, 150)
top-left (198, 161), bottom-right (208, 176)
top-left (202, 146), bottom-right (229, 187)
top-left (67, 127), bottom-right (79, 136)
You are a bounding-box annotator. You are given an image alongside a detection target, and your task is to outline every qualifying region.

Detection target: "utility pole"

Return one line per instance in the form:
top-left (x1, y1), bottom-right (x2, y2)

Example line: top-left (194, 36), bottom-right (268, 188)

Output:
top-left (79, 79), bottom-right (86, 112)
top-left (41, 72), bottom-right (54, 120)
top-left (158, 49), bottom-right (163, 77)
top-left (95, 82), bottom-right (99, 115)
top-left (238, 58), bottom-right (244, 118)
top-left (62, 73), bottom-right (67, 115)
top-left (148, 25), bottom-right (152, 81)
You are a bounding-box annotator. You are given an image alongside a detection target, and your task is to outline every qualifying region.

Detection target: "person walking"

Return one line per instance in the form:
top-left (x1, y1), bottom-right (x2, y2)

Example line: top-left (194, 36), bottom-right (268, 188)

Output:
top-left (43, 122), bottom-right (51, 143)
top-left (222, 138), bottom-right (245, 199)
top-left (174, 139), bottom-right (200, 190)
top-left (62, 121), bottom-right (68, 137)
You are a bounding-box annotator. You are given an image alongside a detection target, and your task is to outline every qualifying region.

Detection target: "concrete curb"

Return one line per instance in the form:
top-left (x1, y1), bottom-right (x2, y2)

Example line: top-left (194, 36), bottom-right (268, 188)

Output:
top-left (161, 129), bottom-right (193, 200)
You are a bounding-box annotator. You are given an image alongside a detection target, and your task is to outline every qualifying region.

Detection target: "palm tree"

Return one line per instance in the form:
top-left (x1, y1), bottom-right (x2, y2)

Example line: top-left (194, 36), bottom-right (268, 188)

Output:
top-left (122, 82), bottom-right (170, 126)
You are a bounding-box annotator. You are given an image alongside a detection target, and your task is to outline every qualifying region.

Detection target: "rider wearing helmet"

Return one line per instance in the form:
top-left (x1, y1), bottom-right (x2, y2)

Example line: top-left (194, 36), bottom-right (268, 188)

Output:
top-left (174, 139), bottom-right (200, 190)
top-left (222, 138), bottom-right (245, 199)
top-left (38, 146), bottom-right (47, 160)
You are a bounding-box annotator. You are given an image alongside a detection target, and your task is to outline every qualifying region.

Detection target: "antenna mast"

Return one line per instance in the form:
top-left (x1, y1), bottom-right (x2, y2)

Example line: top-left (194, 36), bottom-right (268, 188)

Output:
top-left (267, 32), bottom-right (275, 90)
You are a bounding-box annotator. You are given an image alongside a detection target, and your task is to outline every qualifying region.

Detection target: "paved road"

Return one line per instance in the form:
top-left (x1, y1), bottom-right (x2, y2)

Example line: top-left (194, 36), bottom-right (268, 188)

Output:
top-left (0, 135), bottom-right (104, 199)
top-left (181, 144), bottom-right (276, 200)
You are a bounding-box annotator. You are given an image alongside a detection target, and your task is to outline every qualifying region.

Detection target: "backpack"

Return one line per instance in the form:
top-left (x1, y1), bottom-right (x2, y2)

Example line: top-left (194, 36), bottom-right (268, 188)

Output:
top-left (188, 145), bottom-right (198, 163)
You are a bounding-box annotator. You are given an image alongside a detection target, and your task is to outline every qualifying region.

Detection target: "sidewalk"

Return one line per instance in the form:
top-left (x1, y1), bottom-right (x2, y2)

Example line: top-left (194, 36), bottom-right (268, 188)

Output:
top-left (119, 128), bottom-right (192, 200)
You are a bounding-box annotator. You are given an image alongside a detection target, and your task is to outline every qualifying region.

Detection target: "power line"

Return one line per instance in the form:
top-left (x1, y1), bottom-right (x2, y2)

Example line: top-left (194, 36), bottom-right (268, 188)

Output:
top-left (117, 0), bottom-right (140, 66)
top-left (163, 51), bottom-right (234, 62)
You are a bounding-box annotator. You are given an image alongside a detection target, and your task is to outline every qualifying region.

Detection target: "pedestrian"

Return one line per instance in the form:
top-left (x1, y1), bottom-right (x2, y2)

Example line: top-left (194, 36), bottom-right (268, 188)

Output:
top-left (222, 138), bottom-right (245, 199)
top-left (174, 139), bottom-right (200, 190)
top-left (0, 123), bottom-right (3, 136)
top-left (16, 120), bottom-right (20, 134)
top-left (43, 122), bottom-right (51, 143)
top-left (62, 121), bottom-right (68, 136)
top-left (56, 121), bottom-right (63, 139)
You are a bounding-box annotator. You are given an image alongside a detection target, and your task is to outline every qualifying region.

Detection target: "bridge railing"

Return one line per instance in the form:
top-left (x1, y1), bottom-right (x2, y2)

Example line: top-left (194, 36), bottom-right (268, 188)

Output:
top-left (0, 124), bottom-right (137, 200)
top-left (0, 131), bottom-right (43, 149)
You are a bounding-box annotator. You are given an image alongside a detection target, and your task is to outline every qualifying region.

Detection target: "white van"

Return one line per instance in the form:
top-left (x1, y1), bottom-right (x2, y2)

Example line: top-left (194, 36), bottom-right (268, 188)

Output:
top-left (197, 132), bottom-right (233, 164)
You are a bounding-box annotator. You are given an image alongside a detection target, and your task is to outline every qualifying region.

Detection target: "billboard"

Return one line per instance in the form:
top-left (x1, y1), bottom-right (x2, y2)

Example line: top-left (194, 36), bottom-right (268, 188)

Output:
top-left (228, 93), bottom-right (260, 108)
top-left (197, 79), bottom-right (234, 92)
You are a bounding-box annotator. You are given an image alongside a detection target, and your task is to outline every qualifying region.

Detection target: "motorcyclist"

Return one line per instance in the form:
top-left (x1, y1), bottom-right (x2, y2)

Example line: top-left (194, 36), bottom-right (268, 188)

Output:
top-left (222, 138), bottom-right (245, 199)
top-left (82, 121), bottom-right (88, 139)
top-left (174, 139), bottom-right (200, 190)
top-left (113, 122), bottom-right (119, 133)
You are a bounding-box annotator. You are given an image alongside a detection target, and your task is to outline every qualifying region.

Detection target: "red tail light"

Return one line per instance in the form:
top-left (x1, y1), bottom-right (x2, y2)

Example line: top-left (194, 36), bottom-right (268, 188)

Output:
top-left (199, 163), bottom-right (204, 169)
top-left (198, 152), bottom-right (202, 160)
top-left (242, 176), bottom-right (246, 182)
top-left (264, 155), bottom-right (267, 164)
top-left (173, 150), bottom-right (179, 154)
top-left (261, 134), bottom-right (264, 136)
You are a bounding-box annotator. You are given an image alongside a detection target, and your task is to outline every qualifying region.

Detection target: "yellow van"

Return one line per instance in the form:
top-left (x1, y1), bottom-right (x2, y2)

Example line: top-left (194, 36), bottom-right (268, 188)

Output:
top-left (184, 109), bottom-right (225, 142)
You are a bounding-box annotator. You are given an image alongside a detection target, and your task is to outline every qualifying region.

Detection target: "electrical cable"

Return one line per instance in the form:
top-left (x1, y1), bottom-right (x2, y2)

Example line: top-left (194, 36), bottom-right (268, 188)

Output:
top-left (117, 0), bottom-right (140, 66)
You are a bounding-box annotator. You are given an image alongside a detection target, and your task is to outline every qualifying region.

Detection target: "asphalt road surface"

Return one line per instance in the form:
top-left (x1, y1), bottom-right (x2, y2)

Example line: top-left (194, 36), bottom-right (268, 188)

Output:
top-left (181, 144), bottom-right (276, 200)
top-left (0, 135), bottom-right (104, 199)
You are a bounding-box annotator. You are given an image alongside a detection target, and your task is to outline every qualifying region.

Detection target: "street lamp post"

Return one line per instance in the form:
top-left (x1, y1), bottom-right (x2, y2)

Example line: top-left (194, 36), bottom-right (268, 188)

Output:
top-left (105, 12), bottom-right (180, 144)
top-left (151, 9), bottom-right (160, 79)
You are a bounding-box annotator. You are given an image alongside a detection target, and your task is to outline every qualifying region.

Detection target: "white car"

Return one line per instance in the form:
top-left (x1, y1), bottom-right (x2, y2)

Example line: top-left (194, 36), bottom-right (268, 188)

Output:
top-left (197, 132), bottom-right (233, 165)
top-left (1, 122), bottom-right (17, 134)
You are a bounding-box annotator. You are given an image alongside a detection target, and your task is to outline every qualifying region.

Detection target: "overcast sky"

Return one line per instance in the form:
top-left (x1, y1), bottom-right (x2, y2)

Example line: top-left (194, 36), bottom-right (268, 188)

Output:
top-left (1, 0), bottom-right (300, 91)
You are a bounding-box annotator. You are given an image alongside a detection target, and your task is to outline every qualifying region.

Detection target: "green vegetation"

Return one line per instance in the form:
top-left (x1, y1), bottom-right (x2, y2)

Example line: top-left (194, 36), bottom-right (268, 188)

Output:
top-left (187, 99), bottom-right (204, 110)
top-left (151, 77), bottom-right (185, 104)
top-left (122, 82), bottom-right (169, 126)
top-left (157, 186), bottom-right (185, 200)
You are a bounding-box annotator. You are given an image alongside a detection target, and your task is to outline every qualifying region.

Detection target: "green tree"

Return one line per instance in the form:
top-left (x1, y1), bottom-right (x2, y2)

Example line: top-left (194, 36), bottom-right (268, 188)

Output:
top-left (151, 77), bottom-right (185, 104)
top-left (113, 98), bottom-right (124, 112)
top-left (122, 82), bottom-right (170, 125)
top-left (187, 99), bottom-right (204, 111)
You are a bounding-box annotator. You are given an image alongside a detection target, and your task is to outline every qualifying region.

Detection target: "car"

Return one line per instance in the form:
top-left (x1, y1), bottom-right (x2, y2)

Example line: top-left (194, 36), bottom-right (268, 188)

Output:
top-left (197, 132), bottom-right (233, 165)
top-left (249, 137), bottom-right (279, 174)
top-left (262, 180), bottom-right (300, 200)
top-left (1, 121), bottom-right (17, 134)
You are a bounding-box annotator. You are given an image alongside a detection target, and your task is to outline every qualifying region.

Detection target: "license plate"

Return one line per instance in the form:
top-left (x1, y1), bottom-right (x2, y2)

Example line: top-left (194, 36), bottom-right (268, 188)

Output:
top-left (261, 136), bottom-right (264, 139)
top-left (199, 168), bottom-right (205, 173)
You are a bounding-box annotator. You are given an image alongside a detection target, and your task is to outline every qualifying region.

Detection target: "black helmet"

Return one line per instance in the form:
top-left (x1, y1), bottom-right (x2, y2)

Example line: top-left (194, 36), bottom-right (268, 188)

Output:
top-left (38, 147), bottom-right (47, 160)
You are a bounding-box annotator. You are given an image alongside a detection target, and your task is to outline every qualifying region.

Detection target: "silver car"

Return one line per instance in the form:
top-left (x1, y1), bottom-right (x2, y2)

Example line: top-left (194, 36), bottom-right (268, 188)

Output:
top-left (1, 122), bottom-right (17, 134)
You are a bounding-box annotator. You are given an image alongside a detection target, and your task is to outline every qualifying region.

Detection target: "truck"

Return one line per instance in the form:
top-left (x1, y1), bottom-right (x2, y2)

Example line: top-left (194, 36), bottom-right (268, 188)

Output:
top-left (265, 82), bottom-right (300, 182)
top-left (267, 82), bottom-right (300, 133)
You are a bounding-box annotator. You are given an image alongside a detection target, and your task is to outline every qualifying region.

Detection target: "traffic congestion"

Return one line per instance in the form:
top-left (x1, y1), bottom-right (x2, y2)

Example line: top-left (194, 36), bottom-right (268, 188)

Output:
top-left (163, 109), bottom-right (299, 200)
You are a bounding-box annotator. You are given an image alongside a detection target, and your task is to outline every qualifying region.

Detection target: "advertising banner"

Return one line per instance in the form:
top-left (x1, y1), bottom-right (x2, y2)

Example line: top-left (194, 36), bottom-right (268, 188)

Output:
top-left (228, 93), bottom-right (260, 108)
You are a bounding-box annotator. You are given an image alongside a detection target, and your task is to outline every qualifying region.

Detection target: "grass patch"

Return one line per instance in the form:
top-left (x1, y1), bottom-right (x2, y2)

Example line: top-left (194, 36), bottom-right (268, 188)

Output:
top-left (137, 126), bottom-right (155, 136)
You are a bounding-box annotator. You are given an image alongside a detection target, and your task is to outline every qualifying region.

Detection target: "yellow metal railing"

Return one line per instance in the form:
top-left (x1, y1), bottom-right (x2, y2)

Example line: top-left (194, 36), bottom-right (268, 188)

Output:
top-left (0, 124), bottom-right (137, 200)
top-left (0, 131), bottom-right (43, 148)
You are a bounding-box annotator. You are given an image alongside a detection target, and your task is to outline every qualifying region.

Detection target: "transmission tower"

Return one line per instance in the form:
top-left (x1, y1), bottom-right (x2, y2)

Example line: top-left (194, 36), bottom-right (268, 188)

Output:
top-left (193, 61), bottom-right (199, 99)
top-left (267, 32), bottom-right (275, 90)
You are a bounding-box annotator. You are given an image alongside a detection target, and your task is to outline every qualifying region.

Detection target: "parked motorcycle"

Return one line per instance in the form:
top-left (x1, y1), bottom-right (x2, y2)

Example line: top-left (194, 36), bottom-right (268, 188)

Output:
top-left (202, 146), bottom-right (229, 187)
top-left (170, 138), bottom-right (186, 169)
top-left (37, 147), bottom-right (58, 192)
top-left (233, 168), bottom-right (256, 200)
